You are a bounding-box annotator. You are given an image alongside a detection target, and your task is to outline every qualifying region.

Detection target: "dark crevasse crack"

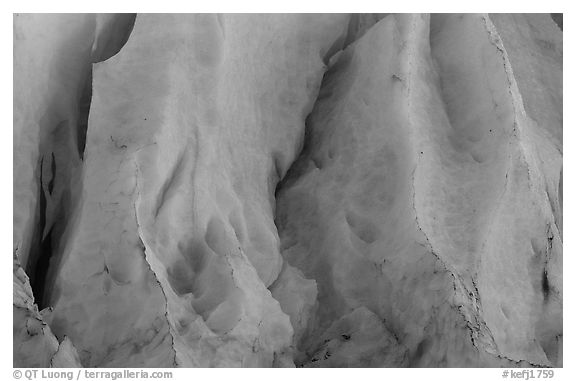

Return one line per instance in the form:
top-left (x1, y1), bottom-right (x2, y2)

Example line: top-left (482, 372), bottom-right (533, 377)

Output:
top-left (25, 14), bottom-right (138, 310)
top-left (541, 269), bottom-right (550, 302)
top-left (48, 152), bottom-right (56, 194)
top-left (27, 155), bottom-right (49, 309)
top-left (32, 230), bottom-right (53, 310)
top-left (27, 151), bottom-right (66, 310)
top-left (76, 70), bottom-right (92, 160)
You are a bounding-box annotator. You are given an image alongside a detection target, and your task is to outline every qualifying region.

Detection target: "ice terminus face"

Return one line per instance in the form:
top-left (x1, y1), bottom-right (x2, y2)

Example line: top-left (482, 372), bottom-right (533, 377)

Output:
top-left (13, 13), bottom-right (562, 368)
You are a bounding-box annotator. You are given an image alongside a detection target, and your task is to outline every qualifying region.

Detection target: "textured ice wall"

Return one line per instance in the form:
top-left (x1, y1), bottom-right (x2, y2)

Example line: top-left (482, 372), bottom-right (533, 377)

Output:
top-left (275, 13), bottom-right (562, 367)
top-left (13, 13), bottom-right (135, 367)
top-left (13, 13), bottom-right (562, 367)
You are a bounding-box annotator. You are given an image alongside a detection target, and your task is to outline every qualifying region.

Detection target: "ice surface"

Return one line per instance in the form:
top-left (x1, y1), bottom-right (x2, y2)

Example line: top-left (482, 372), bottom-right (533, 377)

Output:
top-left (13, 13), bottom-right (562, 367)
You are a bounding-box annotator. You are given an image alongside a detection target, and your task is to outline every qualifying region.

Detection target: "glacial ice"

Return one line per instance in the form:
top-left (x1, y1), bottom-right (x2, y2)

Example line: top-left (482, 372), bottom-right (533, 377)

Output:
top-left (13, 13), bottom-right (562, 368)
